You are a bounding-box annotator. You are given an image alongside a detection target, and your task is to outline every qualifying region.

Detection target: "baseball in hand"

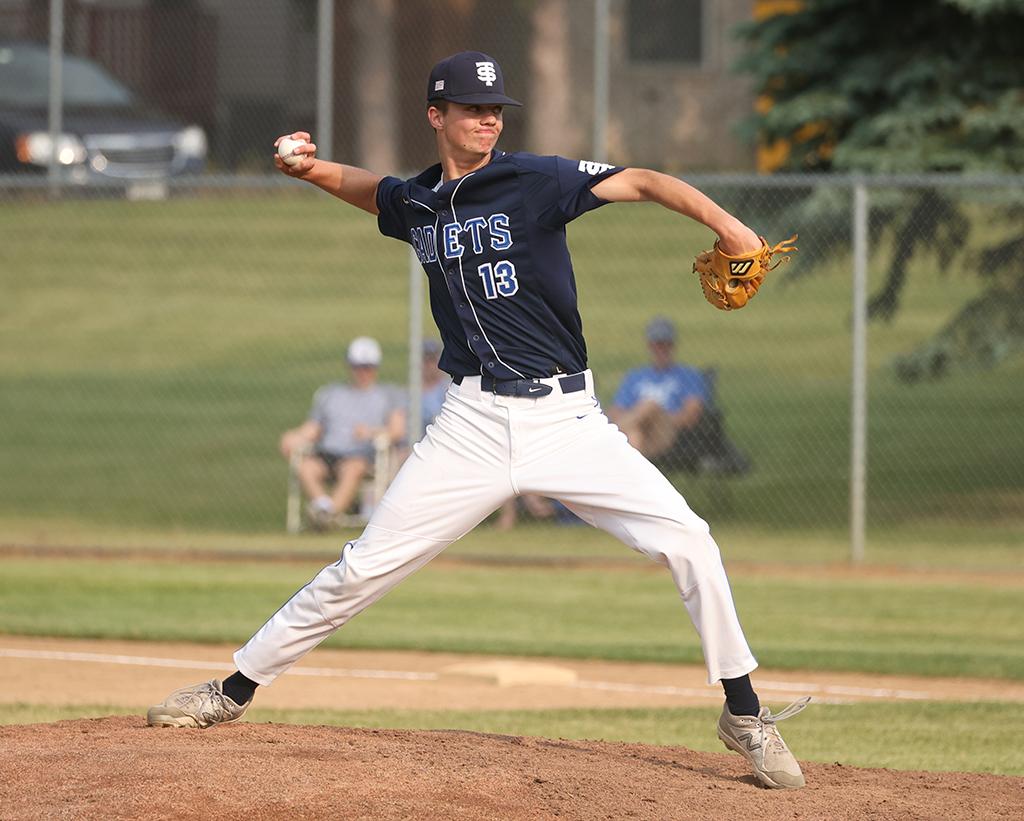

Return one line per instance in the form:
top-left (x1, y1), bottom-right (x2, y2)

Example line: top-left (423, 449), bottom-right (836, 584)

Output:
top-left (277, 137), bottom-right (308, 167)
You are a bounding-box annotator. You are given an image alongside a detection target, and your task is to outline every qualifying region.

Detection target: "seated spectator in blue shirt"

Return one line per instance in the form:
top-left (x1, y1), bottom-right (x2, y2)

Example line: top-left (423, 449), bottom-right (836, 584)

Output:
top-left (609, 317), bottom-right (749, 475)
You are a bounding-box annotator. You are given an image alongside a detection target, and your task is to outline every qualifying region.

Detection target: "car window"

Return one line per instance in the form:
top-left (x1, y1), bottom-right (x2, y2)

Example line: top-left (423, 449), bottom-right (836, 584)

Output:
top-left (0, 44), bottom-right (134, 108)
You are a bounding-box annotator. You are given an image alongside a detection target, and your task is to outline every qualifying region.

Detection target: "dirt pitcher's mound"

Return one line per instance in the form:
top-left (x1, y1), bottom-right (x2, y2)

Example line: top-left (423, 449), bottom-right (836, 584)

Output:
top-left (0, 718), bottom-right (1019, 820)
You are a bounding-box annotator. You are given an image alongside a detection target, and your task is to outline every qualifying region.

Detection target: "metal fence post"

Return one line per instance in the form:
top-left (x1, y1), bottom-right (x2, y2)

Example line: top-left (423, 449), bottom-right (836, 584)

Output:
top-left (317, 0), bottom-right (334, 162)
top-left (850, 180), bottom-right (869, 563)
top-left (592, 0), bottom-right (610, 162)
top-left (407, 247), bottom-right (424, 446)
top-left (48, 0), bottom-right (64, 198)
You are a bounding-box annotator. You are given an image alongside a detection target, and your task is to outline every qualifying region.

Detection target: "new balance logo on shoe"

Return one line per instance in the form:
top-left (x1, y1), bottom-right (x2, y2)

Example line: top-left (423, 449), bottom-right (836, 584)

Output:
top-left (736, 731), bottom-right (762, 751)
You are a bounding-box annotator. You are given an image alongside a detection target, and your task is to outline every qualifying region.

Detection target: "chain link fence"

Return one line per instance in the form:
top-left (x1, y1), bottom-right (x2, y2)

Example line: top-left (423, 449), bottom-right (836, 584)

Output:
top-left (1, 1), bottom-right (1021, 560)
top-left (4, 174), bottom-right (1021, 554)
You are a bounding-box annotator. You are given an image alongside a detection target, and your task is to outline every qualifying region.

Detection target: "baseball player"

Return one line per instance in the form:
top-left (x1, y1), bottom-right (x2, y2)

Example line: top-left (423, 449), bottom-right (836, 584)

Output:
top-left (148, 51), bottom-right (809, 790)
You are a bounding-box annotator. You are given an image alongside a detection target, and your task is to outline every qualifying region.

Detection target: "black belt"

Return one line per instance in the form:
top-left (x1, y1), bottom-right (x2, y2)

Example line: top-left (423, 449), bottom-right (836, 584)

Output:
top-left (452, 372), bottom-right (586, 398)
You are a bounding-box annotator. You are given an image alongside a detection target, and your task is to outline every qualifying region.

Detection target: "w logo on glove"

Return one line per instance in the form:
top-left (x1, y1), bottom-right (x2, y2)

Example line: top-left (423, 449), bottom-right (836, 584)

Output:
top-left (694, 234), bottom-right (798, 311)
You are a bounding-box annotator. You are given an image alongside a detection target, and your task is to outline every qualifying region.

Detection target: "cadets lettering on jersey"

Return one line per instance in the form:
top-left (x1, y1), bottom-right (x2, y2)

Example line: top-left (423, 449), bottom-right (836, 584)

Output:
top-left (428, 213), bottom-right (513, 261)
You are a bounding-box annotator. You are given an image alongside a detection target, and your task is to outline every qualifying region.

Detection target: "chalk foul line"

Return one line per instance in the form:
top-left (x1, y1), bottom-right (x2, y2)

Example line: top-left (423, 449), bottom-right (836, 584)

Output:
top-left (0, 648), bottom-right (933, 702)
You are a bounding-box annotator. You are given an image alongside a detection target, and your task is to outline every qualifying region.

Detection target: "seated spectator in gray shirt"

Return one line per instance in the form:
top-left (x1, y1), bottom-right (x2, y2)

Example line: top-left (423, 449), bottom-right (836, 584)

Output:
top-left (279, 336), bottom-right (406, 527)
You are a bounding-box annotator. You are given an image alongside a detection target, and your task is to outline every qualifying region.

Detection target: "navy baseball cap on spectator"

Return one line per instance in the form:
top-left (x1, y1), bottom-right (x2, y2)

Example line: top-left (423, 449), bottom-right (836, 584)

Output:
top-left (427, 51), bottom-right (522, 107)
top-left (645, 317), bottom-right (677, 344)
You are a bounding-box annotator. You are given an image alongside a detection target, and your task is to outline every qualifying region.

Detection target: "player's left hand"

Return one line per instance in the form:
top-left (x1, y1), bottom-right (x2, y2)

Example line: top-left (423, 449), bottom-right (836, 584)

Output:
top-left (716, 221), bottom-right (762, 256)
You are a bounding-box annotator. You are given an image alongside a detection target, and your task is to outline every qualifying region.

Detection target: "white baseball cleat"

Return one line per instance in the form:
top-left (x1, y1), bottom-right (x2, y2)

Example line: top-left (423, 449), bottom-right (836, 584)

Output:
top-left (147, 679), bottom-right (250, 729)
top-left (717, 696), bottom-right (811, 789)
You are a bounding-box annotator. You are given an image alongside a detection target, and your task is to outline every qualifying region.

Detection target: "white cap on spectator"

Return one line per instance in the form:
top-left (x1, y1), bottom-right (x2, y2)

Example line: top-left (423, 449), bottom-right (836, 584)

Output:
top-left (347, 336), bottom-right (382, 367)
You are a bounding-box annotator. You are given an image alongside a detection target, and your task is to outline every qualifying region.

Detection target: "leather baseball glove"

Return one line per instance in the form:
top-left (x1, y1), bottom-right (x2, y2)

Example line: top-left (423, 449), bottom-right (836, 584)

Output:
top-left (693, 234), bottom-right (798, 310)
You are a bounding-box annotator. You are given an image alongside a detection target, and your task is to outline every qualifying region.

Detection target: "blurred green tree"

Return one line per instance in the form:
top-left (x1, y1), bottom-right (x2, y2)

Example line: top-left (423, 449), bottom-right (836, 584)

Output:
top-left (735, 0), bottom-right (1024, 381)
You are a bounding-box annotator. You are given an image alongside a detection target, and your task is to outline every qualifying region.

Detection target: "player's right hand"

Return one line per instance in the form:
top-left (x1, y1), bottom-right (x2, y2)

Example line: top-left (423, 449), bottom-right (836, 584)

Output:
top-left (273, 132), bottom-right (317, 177)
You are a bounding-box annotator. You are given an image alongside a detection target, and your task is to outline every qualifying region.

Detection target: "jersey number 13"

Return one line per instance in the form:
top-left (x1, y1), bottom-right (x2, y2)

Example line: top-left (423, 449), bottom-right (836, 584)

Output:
top-left (478, 260), bottom-right (519, 299)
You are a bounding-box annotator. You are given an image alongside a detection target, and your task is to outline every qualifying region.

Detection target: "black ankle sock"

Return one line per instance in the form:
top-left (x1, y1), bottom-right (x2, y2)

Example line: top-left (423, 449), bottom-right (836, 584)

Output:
top-left (222, 671), bottom-right (258, 705)
top-left (721, 674), bottom-right (760, 717)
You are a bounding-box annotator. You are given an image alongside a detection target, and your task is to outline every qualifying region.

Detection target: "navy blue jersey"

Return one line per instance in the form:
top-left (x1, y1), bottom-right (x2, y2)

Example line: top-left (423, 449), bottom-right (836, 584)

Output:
top-left (376, 151), bottom-right (625, 379)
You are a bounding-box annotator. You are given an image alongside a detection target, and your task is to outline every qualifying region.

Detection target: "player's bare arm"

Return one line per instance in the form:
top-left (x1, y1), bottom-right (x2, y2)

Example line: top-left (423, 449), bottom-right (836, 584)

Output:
top-left (273, 131), bottom-right (382, 215)
top-left (591, 168), bottom-right (760, 255)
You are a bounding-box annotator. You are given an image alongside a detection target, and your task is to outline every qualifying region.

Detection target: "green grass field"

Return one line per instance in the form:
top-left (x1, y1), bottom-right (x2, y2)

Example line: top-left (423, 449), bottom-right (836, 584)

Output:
top-left (4, 516), bottom-right (1022, 569)
top-left (2, 555), bottom-right (1021, 679)
top-left (2, 192), bottom-right (1021, 548)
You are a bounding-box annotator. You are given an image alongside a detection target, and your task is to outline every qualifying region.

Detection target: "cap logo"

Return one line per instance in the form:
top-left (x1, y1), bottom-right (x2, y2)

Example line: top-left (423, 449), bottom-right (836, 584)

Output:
top-left (434, 80), bottom-right (445, 91)
top-left (475, 61), bottom-right (497, 86)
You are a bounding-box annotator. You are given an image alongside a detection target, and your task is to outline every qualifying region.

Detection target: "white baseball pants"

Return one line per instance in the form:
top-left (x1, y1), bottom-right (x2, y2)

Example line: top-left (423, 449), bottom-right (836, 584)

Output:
top-left (235, 371), bottom-right (757, 686)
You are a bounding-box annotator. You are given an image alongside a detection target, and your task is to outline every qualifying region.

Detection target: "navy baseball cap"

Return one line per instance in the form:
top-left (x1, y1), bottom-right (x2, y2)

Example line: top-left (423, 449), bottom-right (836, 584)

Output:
top-left (427, 51), bottom-right (522, 107)
top-left (645, 317), bottom-right (677, 344)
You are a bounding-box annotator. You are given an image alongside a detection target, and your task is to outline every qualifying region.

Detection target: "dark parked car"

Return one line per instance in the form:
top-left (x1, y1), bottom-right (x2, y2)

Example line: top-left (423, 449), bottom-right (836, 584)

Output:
top-left (0, 40), bottom-right (207, 181)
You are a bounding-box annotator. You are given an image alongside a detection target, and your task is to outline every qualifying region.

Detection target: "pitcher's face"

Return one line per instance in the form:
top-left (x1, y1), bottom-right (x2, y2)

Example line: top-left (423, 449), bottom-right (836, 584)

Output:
top-left (430, 102), bottom-right (504, 158)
